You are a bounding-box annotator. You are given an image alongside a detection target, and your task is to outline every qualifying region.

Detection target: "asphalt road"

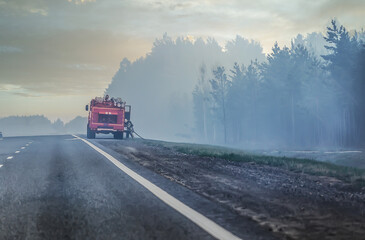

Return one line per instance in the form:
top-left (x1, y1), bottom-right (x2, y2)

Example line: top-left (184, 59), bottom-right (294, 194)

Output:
top-left (0, 135), bottom-right (267, 240)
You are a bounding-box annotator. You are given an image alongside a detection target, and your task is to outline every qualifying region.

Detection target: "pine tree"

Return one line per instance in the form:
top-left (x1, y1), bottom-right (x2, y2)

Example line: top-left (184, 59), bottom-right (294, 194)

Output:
top-left (322, 19), bottom-right (361, 145)
top-left (210, 66), bottom-right (231, 144)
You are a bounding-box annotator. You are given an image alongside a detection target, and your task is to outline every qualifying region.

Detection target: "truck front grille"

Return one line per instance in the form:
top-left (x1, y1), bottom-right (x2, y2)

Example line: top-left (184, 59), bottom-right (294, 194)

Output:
top-left (98, 114), bottom-right (117, 124)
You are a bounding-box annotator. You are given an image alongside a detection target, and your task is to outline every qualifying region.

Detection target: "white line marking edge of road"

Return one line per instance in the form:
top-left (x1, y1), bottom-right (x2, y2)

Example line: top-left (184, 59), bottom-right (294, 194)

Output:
top-left (72, 135), bottom-right (241, 240)
top-left (7, 156), bottom-right (13, 160)
top-left (15, 151), bottom-right (20, 153)
top-left (0, 164), bottom-right (2, 168)
top-left (65, 138), bottom-right (79, 141)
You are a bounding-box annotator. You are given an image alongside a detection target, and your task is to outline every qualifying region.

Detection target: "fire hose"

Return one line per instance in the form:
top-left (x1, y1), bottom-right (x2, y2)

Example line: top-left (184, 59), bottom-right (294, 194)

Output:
top-left (126, 120), bottom-right (144, 140)
top-left (131, 130), bottom-right (144, 140)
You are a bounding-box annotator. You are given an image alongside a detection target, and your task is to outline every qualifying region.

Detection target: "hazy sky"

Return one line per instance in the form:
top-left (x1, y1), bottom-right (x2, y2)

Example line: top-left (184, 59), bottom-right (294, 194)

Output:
top-left (0, 0), bottom-right (364, 122)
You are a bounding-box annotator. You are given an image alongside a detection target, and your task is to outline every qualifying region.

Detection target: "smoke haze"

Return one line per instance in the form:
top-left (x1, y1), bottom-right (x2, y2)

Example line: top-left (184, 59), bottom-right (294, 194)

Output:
top-left (106, 21), bottom-right (365, 149)
top-left (106, 35), bottom-right (264, 140)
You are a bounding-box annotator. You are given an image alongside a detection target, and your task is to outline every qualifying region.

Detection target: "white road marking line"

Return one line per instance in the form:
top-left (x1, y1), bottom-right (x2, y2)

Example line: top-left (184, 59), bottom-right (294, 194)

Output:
top-left (26, 144), bottom-right (29, 146)
top-left (65, 138), bottom-right (79, 141)
top-left (15, 151), bottom-right (20, 153)
top-left (7, 156), bottom-right (13, 160)
top-left (0, 164), bottom-right (2, 168)
top-left (73, 135), bottom-right (241, 240)
top-left (21, 147), bottom-right (25, 149)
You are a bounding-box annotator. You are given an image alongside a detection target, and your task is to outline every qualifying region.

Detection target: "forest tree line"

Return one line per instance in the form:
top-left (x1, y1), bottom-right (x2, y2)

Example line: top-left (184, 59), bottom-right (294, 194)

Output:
top-left (193, 20), bottom-right (365, 148)
top-left (0, 115), bottom-right (86, 136)
top-left (107, 33), bottom-right (266, 140)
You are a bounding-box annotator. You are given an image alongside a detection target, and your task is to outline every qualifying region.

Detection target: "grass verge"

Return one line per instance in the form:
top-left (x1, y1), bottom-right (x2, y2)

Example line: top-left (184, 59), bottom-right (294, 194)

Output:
top-left (140, 139), bottom-right (365, 190)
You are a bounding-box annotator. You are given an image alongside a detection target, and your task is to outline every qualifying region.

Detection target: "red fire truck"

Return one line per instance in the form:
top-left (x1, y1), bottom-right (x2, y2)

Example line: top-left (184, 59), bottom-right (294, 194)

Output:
top-left (85, 96), bottom-right (131, 139)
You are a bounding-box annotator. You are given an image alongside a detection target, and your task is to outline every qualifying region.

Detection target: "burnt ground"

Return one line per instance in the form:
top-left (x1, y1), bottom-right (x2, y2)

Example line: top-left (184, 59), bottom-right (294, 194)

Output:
top-left (99, 139), bottom-right (365, 240)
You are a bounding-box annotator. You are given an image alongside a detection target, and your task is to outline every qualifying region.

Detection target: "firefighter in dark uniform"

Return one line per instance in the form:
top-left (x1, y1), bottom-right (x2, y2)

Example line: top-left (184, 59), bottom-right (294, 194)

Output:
top-left (125, 118), bottom-right (134, 138)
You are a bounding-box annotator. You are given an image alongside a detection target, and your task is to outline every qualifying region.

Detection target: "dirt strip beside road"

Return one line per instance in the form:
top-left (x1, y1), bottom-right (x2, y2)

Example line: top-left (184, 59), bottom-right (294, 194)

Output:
top-left (99, 140), bottom-right (365, 240)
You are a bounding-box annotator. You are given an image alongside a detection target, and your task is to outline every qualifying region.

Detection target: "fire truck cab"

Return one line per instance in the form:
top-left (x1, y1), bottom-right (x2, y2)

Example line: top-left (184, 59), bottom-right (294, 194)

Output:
top-left (86, 96), bottom-right (131, 139)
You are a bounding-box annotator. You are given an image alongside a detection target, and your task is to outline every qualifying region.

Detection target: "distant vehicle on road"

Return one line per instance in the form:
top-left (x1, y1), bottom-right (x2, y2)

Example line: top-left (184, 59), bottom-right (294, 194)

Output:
top-left (85, 95), bottom-right (131, 139)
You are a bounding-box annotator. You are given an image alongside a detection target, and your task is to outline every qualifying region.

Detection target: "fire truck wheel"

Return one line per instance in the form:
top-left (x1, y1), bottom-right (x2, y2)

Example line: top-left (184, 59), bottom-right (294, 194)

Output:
top-left (87, 126), bottom-right (96, 139)
top-left (90, 131), bottom-right (96, 139)
top-left (114, 132), bottom-right (123, 139)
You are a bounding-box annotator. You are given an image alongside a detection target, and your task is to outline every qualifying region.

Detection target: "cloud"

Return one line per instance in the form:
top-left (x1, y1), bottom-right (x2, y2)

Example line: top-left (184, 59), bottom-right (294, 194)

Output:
top-left (67, 63), bottom-right (106, 71)
top-left (0, 84), bottom-right (22, 91)
top-left (0, 46), bottom-right (22, 53)
top-left (0, 0), bottom-right (48, 16)
top-left (9, 92), bottom-right (43, 98)
top-left (67, 0), bottom-right (96, 5)
top-left (28, 8), bottom-right (48, 16)
top-left (0, 27), bottom-right (151, 96)
top-left (0, 84), bottom-right (42, 97)
top-left (0, 1), bottom-right (364, 93)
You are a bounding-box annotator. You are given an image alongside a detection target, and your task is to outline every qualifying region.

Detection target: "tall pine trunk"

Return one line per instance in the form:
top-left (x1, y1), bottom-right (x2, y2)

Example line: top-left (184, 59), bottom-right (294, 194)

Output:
top-left (291, 94), bottom-right (296, 145)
